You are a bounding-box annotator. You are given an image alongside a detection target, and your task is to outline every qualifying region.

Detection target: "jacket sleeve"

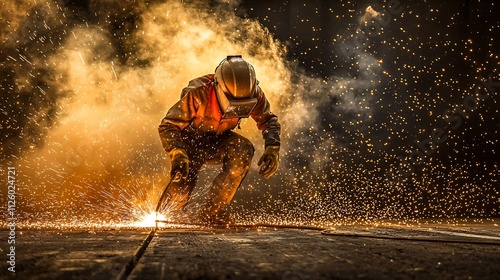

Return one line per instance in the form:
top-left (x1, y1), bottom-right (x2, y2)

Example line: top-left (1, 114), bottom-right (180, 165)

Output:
top-left (158, 89), bottom-right (198, 155)
top-left (250, 88), bottom-right (281, 148)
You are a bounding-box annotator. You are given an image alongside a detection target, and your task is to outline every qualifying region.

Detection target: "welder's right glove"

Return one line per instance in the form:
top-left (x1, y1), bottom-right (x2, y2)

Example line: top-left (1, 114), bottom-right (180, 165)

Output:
top-left (258, 145), bottom-right (280, 179)
top-left (170, 149), bottom-right (189, 180)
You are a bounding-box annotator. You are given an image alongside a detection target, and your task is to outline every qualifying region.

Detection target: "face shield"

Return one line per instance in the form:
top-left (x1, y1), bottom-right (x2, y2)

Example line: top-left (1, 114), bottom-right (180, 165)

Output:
top-left (214, 55), bottom-right (259, 119)
top-left (215, 82), bottom-right (258, 119)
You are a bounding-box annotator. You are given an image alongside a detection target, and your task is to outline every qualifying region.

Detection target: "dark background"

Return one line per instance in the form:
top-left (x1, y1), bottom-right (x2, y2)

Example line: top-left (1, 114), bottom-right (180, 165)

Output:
top-left (239, 0), bottom-right (499, 219)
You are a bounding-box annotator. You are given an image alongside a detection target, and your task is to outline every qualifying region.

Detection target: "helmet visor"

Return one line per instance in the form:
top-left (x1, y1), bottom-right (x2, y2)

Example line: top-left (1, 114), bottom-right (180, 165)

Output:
top-left (216, 84), bottom-right (257, 119)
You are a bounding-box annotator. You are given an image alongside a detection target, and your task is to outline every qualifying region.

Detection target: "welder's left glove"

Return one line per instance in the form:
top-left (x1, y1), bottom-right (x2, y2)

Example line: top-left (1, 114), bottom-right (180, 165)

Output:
top-left (170, 149), bottom-right (190, 180)
top-left (258, 145), bottom-right (280, 179)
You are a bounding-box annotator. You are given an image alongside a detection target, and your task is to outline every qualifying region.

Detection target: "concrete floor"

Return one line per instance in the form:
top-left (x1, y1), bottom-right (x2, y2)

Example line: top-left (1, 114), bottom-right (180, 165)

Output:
top-left (1, 221), bottom-right (499, 279)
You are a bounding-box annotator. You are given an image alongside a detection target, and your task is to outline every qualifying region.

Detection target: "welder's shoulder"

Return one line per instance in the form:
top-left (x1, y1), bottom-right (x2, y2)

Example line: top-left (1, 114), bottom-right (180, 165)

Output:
top-left (180, 74), bottom-right (214, 100)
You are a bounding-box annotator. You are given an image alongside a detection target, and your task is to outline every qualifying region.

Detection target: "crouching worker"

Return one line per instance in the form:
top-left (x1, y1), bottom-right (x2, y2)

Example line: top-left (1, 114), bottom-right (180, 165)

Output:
top-left (158, 55), bottom-right (281, 224)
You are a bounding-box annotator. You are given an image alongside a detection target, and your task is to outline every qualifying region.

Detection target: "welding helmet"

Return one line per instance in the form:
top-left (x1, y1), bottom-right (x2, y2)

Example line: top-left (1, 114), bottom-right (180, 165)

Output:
top-left (213, 55), bottom-right (258, 119)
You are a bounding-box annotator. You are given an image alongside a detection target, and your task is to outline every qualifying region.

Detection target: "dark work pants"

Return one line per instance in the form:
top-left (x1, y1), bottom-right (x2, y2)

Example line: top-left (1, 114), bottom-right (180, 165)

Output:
top-left (166, 131), bottom-right (254, 216)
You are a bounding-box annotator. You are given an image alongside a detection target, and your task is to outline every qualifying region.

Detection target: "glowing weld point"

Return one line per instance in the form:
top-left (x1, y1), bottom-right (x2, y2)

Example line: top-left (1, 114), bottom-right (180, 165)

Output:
top-left (134, 212), bottom-right (166, 227)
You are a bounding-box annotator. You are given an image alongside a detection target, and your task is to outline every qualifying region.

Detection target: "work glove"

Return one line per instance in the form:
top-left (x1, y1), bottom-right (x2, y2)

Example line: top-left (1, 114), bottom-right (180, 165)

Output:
top-left (258, 145), bottom-right (280, 179)
top-left (170, 149), bottom-right (189, 180)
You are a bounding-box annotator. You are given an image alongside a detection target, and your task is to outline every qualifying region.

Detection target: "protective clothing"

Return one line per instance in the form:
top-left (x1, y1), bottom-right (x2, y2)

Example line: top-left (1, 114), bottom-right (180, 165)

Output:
top-left (158, 74), bottom-right (280, 152)
top-left (258, 145), bottom-right (280, 179)
top-left (158, 56), bottom-right (280, 223)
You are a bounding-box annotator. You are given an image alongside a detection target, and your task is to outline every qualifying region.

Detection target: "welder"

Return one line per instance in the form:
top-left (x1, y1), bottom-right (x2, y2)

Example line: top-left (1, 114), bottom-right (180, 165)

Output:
top-left (158, 55), bottom-right (281, 224)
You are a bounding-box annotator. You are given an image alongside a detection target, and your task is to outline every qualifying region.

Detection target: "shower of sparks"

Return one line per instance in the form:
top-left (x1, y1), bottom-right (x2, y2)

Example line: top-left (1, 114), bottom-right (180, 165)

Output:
top-left (0, 1), bottom-right (498, 229)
